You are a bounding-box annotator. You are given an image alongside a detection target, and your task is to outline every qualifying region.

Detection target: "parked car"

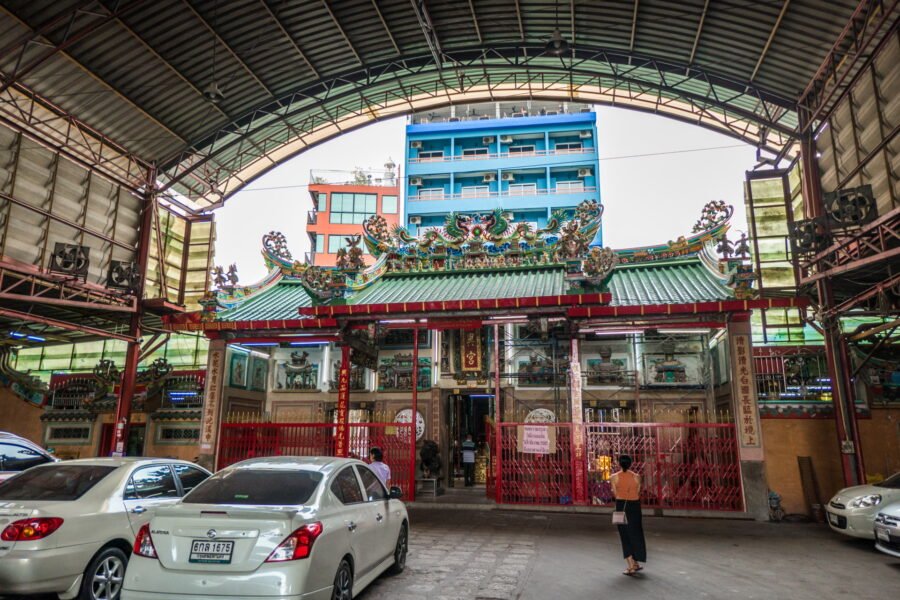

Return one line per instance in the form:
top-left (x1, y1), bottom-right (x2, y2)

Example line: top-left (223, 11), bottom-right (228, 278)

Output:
top-left (826, 472), bottom-right (900, 539)
top-left (874, 501), bottom-right (900, 558)
top-left (0, 457), bottom-right (211, 600)
top-left (0, 431), bottom-right (58, 482)
top-left (122, 456), bottom-right (409, 600)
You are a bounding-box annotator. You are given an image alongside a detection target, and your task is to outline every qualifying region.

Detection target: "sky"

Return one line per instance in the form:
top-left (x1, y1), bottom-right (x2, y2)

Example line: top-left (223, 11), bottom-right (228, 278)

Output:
top-left (214, 107), bottom-right (756, 284)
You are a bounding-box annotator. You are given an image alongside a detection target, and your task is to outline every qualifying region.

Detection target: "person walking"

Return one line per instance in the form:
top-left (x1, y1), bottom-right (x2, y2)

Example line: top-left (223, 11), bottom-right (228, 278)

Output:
top-left (461, 434), bottom-right (477, 486)
top-left (369, 447), bottom-right (391, 487)
top-left (610, 455), bottom-right (646, 575)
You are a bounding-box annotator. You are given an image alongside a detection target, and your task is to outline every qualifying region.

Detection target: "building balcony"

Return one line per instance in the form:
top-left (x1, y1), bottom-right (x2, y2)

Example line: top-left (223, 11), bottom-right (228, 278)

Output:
top-left (408, 185), bottom-right (597, 203)
top-left (307, 210), bottom-right (317, 225)
top-left (406, 147), bottom-right (597, 175)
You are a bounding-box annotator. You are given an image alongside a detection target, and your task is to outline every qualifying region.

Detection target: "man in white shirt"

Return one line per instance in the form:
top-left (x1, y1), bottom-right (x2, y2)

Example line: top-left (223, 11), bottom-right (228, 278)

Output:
top-left (369, 447), bottom-right (391, 487)
top-left (461, 434), bottom-right (477, 486)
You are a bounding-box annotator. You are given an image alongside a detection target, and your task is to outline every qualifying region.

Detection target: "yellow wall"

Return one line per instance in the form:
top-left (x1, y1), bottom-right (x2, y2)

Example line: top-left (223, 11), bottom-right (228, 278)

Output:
top-left (763, 408), bottom-right (900, 515)
top-left (0, 386), bottom-right (44, 445)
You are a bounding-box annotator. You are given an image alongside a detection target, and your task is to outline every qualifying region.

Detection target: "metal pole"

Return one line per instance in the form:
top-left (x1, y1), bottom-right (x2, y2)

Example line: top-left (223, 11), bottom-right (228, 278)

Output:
top-left (108, 168), bottom-right (156, 456)
top-left (410, 327), bottom-right (419, 501)
top-left (800, 129), bottom-right (865, 485)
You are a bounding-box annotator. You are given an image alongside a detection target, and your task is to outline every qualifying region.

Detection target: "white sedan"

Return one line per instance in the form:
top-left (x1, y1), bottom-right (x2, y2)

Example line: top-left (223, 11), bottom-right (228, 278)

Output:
top-left (0, 457), bottom-right (211, 600)
top-left (122, 456), bottom-right (409, 600)
top-left (826, 472), bottom-right (900, 539)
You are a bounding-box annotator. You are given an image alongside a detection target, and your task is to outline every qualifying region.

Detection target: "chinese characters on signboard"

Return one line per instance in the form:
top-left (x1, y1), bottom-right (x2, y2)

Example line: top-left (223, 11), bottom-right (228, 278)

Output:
top-left (518, 425), bottom-right (556, 454)
top-left (335, 362), bottom-right (350, 457)
top-left (732, 334), bottom-right (761, 448)
top-left (199, 347), bottom-right (224, 451)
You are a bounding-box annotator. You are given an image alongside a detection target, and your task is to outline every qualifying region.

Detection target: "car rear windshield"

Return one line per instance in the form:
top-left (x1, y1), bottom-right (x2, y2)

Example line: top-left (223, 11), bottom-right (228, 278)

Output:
top-left (875, 473), bottom-right (900, 489)
top-left (183, 469), bottom-right (323, 505)
top-left (0, 465), bottom-right (118, 501)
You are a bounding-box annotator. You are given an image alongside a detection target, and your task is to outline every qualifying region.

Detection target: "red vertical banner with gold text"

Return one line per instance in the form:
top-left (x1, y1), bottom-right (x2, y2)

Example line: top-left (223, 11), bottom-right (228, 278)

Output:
top-left (335, 345), bottom-right (351, 458)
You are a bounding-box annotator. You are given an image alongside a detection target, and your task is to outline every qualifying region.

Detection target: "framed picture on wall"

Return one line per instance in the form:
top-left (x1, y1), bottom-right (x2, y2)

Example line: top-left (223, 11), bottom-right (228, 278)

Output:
top-left (249, 356), bottom-right (268, 392)
top-left (229, 351), bottom-right (248, 389)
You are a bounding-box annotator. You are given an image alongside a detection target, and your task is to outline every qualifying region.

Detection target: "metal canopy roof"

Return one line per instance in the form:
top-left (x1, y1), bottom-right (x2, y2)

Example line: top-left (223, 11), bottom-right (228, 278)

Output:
top-left (0, 0), bottom-right (881, 210)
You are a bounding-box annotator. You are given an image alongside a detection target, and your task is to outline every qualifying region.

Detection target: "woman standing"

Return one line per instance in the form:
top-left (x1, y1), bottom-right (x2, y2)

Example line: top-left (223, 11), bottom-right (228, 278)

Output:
top-left (610, 455), bottom-right (646, 575)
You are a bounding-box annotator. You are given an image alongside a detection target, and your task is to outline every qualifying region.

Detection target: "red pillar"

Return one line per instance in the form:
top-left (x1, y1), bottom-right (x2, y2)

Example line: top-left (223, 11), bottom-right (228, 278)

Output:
top-left (335, 344), bottom-right (351, 458)
top-left (800, 130), bottom-right (865, 486)
top-left (408, 328), bottom-right (418, 501)
top-left (108, 170), bottom-right (156, 456)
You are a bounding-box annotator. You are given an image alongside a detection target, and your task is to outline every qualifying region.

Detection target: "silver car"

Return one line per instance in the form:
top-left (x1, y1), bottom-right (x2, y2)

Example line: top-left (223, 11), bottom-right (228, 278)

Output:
top-left (0, 431), bottom-right (58, 482)
top-left (122, 456), bottom-right (409, 600)
top-left (874, 501), bottom-right (900, 559)
top-left (826, 472), bottom-right (900, 539)
top-left (0, 457), bottom-right (211, 600)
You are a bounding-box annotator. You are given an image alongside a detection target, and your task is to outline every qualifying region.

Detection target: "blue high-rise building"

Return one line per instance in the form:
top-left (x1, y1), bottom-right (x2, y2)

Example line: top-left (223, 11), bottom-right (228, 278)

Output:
top-left (403, 101), bottom-right (602, 245)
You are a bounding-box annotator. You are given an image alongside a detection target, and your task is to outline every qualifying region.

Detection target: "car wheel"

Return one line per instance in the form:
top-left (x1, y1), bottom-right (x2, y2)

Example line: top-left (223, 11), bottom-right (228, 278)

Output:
top-left (387, 523), bottom-right (408, 575)
top-left (80, 546), bottom-right (127, 600)
top-left (332, 559), bottom-right (354, 600)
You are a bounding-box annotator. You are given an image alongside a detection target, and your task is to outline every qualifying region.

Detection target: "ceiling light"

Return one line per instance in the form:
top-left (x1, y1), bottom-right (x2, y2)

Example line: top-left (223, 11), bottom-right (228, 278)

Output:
top-left (544, 29), bottom-right (570, 57)
top-left (203, 81), bottom-right (225, 104)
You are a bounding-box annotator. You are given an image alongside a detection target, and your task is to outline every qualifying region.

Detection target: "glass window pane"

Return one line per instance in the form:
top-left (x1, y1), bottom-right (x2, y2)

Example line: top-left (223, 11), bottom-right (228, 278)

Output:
top-left (382, 196), bottom-right (398, 214)
top-left (355, 466), bottom-right (388, 501)
top-left (183, 470), bottom-right (322, 505)
top-left (125, 465), bottom-right (179, 500)
top-left (174, 464), bottom-right (211, 495)
top-left (0, 465), bottom-right (117, 501)
top-left (330, 467), bottom-right (364, 504)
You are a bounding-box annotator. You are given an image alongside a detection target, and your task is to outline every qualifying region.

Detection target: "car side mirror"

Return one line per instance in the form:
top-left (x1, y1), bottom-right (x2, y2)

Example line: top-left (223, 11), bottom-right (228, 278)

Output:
top-left (389, 486), bottom-right (403, 500)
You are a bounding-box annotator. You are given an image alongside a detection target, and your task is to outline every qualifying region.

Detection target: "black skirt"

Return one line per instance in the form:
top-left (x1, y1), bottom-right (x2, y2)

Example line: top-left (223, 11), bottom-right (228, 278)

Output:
top-left (615, 499), bottom-right (646, 562)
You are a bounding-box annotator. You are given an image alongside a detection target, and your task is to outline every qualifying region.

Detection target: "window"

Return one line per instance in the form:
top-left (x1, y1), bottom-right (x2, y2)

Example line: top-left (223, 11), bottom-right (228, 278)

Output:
top-left (328, 235), bottom-right (343, 254)
top-left (312, 192), bottom-right (326, 212)
top-left (418, 150), bottom-right (444, 161)
top-left (418, 188), bottom-right (445, 200)
top-left (314, 235), bottom-right (325, 254)
top-left (183, 470), bottom-right (323, 505)
top-left (462, 148), bottom-right (489, 159)
top-left (329, 193), bottom-right (377, 224)
top-left (508, 183), bottom-right (537, 195)
top-left (508, 145), bottom-right (536, 155)
top-left (331, 467), bottom-right (364, 504)
top-left (382, 195), bottom-right (398, 214)
top-left (46, 426), bottom-right (91, 443)
top-left (556, 180), bottom-right (585, 192)
top-left (0, 465), bottom-right (117, 501)
top-left (555, 142), bottom-right (583, 153)
top-left (124, 464), bottom-right (179, 500)
top-left (0, 443), bottom-right (51, 472)
top-left (356, 466), bottom-right (388, 501)
top-left (174, 464), bottom-right (210, 494)
top-left (461, 186), bottom-right (489, 198)
top-left (158, 426), bottom-right (200, 442)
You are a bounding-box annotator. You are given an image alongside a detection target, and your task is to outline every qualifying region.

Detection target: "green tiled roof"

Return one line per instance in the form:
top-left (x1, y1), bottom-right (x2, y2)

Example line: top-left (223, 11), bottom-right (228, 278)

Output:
top-left (605, 261), bottom-right (732, 306)
top-left (218, 279), bottom-right (314, 321)
top-left (347, 267), bottom-right (567, 305)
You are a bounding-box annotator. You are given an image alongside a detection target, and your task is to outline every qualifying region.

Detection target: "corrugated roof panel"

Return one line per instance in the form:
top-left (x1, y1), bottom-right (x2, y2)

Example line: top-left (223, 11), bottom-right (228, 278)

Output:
top-left (606, 261), bottom-right (733, 306)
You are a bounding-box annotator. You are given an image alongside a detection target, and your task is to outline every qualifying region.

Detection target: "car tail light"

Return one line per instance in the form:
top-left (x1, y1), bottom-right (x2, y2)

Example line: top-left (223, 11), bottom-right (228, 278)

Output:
top-left (133, 524), bottom-right (158, 559)
top-left (1, 517), bottom-right (64, 542)
top-left (266, 522), bottom-right (323, 562)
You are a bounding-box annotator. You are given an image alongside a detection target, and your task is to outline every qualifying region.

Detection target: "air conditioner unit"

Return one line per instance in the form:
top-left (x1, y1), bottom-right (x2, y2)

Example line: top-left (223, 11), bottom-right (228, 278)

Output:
top-left (500, 135), bottom-right (514, 144)
top-left (483, 173), bottom-right (497, 183)
top-left (409, 216), bottom-right (422, 225)
top-left (577, 168), bottom-right (592, 178)
top-left (501, 173), bottom-right (516, 182)
top-left (410, 140), bottom-right (423, 149)
top-left (482, 136), bottom-right (495, 144)
top-left (410, 177), bottom-right (423, 186)
top-left (579, 130), bottom-right (592, 139)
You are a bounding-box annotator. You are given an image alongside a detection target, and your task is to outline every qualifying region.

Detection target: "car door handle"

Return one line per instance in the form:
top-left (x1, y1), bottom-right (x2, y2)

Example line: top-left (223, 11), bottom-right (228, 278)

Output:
top-left (130, 506), bottom-right (146, 514)
top-left (376, 513), bottom-right (384, 522)
top-left (347, 521), bottom-right (357, 532)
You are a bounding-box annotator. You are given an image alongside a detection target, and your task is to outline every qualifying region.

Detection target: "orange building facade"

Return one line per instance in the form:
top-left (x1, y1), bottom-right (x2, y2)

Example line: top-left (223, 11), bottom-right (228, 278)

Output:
top-left (307, 171), bottom-right (400, 267)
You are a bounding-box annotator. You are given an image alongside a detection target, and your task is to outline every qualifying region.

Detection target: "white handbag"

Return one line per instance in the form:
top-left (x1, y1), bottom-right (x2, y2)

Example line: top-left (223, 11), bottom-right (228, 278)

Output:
top-left (612, 508), bottom-right (628, 525)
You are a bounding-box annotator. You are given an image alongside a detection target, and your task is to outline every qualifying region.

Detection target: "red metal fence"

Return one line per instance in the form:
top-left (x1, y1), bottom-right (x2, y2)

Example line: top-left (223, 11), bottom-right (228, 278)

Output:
top-left (495, 422), bottom-right (743, 511)
top-left (217, 422), bottom-right (414, 499)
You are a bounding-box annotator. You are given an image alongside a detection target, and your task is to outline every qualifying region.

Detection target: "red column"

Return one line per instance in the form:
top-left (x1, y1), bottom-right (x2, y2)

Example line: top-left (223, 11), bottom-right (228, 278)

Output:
top-left (800, 130), bottom-right (865, 485)
top-left (335, 344), bottom-right (351, 458)
top-left (409, 328), bottom-right (418, 501)
top-left (108, 171), bottom-right (156, 456)
top-left (570, 336), bottom-right (587, 505)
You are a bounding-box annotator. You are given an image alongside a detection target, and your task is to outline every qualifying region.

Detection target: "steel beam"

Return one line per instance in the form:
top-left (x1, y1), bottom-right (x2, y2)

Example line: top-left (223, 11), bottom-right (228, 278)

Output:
top-left (0, 307), bottom-right (136, 343)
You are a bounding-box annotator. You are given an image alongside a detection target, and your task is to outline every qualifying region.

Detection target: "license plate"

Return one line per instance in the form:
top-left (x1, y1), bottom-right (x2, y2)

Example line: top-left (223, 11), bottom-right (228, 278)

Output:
top-left (876, 528), bottom-right (890, 542)
top-left (189, 540), bottom-right (234, 564)
top-left (827, 512), bottom-right (839, 525)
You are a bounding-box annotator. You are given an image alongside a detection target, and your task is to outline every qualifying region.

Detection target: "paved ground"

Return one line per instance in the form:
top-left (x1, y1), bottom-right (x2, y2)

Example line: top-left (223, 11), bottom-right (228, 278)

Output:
top-left (5, 508), bottom-right (898, 600)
